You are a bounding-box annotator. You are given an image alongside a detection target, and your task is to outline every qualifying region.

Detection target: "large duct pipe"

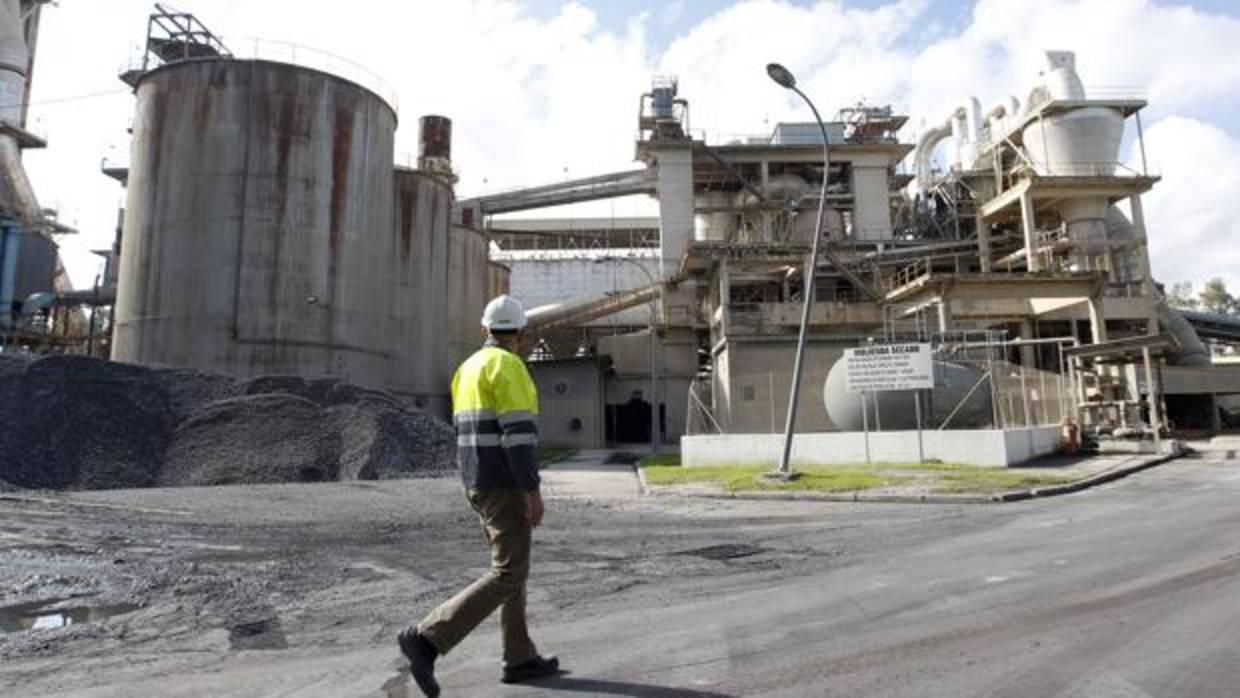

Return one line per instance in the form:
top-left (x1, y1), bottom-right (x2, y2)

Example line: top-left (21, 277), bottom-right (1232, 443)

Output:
top-left (915, 97), bottom-right (984, 189)
top-left (0, 134), bottom-right (39, 221)
top-left (525, 281), bottom-right (667, 335)
top-left (1105, 206), bottom-right (1210, 366)
top-left (983, 95), bottom-right (1021, 141)
top-left (0, 0), bottom-right (38, 223)
top-left (0, 0), bottom-right (28, 127)
top-left (956, 97), bottom-right (983, 169)
top-left (914, 119), bottom-right (953, 190)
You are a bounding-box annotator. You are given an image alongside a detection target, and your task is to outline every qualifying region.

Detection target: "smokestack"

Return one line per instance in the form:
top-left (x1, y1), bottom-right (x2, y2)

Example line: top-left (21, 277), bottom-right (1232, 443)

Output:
top-left (417, 115), bottom-right (455, 183)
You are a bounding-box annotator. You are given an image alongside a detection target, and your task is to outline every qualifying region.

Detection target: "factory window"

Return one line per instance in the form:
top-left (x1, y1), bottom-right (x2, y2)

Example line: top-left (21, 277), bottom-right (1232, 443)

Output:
top-left (741, 385), bottom-right (756, 401)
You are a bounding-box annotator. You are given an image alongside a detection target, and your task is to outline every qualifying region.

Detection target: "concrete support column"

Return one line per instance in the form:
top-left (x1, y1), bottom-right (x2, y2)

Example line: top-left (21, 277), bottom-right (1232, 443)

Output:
top-left (936, 298), bottom-right (950, 333)
top-left (853, 166), bottom-right (893, 240)
top-left (1019, 319), bottom-right (1037, 368)
top-left (1129, 193), bottom-right (1160, 335)
top-left (975, 216), bottom-right (992, 272)
top-left (655, 143), bottom-right (695, 325)
top-left (655, 144), bottom-right (694, 281)
top-left (1088, 296), bottom-right (1108, 343)
top-left (1020, 190), bottom-right (1041, 272)
top-left (1142, 346), bottom-right (1162, 452)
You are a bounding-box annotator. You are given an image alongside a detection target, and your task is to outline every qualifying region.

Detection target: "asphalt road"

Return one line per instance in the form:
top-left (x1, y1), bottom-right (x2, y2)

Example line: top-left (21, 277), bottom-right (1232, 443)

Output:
top-left (2, 452), bottom-right (1237, 697)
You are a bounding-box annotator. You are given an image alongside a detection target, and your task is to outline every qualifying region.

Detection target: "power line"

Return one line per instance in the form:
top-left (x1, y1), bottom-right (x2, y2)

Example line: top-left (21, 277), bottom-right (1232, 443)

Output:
top-left (1, 88), bottom-right (131, 110)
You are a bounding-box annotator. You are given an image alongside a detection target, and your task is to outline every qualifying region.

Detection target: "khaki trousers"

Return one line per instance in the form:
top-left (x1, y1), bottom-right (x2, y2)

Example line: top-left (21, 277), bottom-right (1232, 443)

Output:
top-left (418, 489), bottom-right (537, 666)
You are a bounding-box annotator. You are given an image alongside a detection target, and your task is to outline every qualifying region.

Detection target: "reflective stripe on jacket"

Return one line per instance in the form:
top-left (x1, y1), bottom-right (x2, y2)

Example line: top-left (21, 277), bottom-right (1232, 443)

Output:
top-left (451, 344), bottom-right (540, 491)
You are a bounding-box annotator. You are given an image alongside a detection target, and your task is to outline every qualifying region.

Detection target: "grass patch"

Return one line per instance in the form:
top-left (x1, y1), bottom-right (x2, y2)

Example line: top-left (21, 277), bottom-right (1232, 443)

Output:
top-left (639, 453), bottom-right (682, 467)
top-left (537, 448), bottom-right (576, 465)
top-left (931, 470), bottom-right (1075, 494)
top-left (641, 463), bottom-right (908, 494)
top-left (640, 459), bottom-right (1077, 495)
top-left (875, 461), bottom-right (987, 472)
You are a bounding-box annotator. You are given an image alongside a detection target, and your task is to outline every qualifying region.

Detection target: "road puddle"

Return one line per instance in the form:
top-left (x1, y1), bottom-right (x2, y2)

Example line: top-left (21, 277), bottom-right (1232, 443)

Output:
top-left (0, 598), bottom-right (139, 633)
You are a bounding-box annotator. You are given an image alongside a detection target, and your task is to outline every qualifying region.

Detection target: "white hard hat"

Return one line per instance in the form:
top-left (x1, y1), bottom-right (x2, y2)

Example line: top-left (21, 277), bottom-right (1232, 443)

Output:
top-left (481, 294), bottom-right (527, 331)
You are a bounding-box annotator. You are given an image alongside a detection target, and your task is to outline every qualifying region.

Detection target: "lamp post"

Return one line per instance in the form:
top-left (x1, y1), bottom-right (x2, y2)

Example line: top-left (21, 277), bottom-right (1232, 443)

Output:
top-left (766, 62), bottom-right (831, 477)
top-left (595, 256), bottom-right (661, 455)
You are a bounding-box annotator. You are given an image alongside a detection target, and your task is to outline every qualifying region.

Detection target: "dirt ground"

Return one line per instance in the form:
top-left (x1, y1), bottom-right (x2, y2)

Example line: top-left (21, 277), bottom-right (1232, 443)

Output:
top-left (0, 476), bottom-right (916, 696)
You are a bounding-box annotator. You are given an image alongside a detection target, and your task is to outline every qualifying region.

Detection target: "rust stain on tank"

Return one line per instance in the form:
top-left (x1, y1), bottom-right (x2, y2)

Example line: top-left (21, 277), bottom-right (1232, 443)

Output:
top-left (267, 92), bottom-right (299, 308)
top-left (328, 105), bottom-right (354, 291)
top-left (398, 178), bottom-right (416, 260)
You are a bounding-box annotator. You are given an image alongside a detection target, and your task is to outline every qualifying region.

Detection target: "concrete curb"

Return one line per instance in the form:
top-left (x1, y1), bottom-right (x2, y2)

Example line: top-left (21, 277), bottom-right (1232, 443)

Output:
top-left (990, 451), bottom-right (1182, 503)
top-left (636, 452), bottom-right (1182, 505)
top-left (633, 464), bottom-right (651, 496)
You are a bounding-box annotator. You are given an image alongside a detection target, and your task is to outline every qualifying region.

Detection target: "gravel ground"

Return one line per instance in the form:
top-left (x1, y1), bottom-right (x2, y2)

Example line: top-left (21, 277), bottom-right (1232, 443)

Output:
top-left (0, 355), bottom-right (456, 490)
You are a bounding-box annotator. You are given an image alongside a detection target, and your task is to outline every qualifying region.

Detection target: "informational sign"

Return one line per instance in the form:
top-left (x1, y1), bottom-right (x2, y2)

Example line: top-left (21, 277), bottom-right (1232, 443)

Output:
top-left (843, 343), bottom-right (934, 393)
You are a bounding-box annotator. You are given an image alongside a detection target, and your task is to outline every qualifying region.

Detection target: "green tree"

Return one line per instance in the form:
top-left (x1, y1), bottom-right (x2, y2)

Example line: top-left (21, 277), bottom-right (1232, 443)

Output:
top-left (1198, 278), bottom-right (1239, 315)
top-left (1166, 281), bottom-right (1199, 310)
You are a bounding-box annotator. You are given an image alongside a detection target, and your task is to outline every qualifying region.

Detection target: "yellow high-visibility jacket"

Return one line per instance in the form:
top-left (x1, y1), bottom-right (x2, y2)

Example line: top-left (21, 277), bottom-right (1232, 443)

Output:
top-left (451, 342), bottom-right (540, 491)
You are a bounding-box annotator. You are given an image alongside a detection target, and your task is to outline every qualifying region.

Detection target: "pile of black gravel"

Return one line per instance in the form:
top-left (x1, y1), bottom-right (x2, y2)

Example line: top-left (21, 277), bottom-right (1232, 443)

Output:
top-left (0, 354), bottom-right (456, 491)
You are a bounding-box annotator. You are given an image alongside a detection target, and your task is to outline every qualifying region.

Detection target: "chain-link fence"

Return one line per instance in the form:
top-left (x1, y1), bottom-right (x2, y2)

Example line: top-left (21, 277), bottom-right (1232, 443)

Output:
top-left (685, 324), bottom-right (1076, 435)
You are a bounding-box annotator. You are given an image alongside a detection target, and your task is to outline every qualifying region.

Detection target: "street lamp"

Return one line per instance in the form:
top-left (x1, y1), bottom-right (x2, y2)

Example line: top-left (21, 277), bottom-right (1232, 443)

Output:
top-left (594, 256), bottom-right (661, 455)
top-left (766, 62), bottom-right (831, 478)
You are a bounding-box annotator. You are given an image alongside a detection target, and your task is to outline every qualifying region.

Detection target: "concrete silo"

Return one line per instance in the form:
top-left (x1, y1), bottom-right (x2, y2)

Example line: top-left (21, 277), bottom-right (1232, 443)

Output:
top-left (391, 163), bottom-right (451, 410)
top-left (112, 58), bottom-right (397, 388)
top-left (449, 223), bottom-right (490, 367)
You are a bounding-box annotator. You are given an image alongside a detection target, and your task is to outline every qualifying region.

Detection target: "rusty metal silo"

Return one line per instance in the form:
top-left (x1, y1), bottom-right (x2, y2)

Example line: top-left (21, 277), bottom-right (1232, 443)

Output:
top-left (112, 58), bottom-right (397, 387)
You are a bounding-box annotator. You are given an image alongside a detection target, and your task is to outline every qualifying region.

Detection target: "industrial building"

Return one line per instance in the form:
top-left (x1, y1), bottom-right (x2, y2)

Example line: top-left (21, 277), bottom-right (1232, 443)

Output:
top-left (471, 52), bottom-right (1240, 456)
top-left (3, 2), bottom-right (1239, 458)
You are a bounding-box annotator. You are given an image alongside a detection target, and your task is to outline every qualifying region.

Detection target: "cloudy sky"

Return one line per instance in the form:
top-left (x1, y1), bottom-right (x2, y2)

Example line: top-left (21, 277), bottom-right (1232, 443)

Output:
top-left (22, 0), bottom-right (1240, 293)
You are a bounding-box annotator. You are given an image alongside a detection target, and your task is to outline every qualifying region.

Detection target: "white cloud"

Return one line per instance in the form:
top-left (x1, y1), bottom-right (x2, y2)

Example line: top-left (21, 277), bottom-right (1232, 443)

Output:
top-left (20, 0), bottom-right (1240, 292)
top-left (1136, 116), bottom-right (1240, 291)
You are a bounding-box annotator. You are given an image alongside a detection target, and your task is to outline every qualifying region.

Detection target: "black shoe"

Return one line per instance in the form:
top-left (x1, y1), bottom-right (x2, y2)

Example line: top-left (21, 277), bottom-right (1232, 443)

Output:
top-left (501, 654), bottom-right (561, 684)
top-left (397, 628), bottom-right (440, 698)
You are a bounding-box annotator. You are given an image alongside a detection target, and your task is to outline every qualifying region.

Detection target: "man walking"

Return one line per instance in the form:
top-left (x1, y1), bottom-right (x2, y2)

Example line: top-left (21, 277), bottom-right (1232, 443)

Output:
top-left (399, 294), bottom-right (559, 697)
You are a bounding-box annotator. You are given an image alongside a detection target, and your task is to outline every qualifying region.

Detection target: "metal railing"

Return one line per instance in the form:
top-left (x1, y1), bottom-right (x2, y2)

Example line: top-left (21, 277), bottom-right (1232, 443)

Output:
top-left (1020, 160), bottom-right (1159, 178)
top-left (121, 37), bottom-right (400, 113)
top-left (885, 257), bottom-right (931, 292)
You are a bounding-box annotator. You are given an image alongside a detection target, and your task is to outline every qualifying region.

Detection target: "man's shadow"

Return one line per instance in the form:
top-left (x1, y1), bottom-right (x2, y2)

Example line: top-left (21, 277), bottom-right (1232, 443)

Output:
top-left (380, 670), bottom-right (734, 697)
top-left (527, 672), bottom-right (733, 697)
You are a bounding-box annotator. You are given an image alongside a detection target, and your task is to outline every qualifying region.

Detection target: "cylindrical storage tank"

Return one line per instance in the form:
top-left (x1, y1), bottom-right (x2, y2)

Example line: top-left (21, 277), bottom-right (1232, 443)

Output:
top-left (448, 224), bottom-right (490, 370)
top-left (823, 357), bottom-right (993, 431)
top-left (391, 167), bottom-right (452, 411)
top-left (113, 59), bottom-right (397, 387)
